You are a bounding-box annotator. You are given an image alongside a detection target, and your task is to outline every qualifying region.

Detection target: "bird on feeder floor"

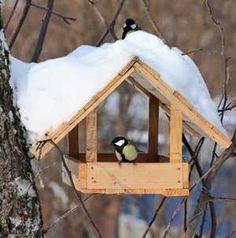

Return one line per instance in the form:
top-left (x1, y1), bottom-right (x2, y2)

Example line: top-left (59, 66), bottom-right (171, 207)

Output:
top-left (122, 18), bottom-right (140, 39)
top-left (112, 136), bottom-right (138, 164)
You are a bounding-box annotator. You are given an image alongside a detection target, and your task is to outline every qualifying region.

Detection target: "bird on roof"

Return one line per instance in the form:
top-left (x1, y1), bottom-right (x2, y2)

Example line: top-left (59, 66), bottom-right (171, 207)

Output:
top-left (112, 136), bottom-right (138, 164)
top-left (122, 18), bottom-right (140, 39)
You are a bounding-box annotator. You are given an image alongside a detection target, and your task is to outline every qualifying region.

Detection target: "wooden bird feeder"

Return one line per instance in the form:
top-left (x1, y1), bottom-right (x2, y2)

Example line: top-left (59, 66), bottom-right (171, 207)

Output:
top-left (36, 57), bottom-right (231, 197)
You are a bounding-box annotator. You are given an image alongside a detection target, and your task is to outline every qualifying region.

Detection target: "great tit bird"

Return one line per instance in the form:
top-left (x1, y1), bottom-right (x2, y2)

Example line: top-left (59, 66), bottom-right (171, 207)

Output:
top-left (112, 136), bottom-right (138, 163)
top-left (122, 18), bottom-right (140, 39)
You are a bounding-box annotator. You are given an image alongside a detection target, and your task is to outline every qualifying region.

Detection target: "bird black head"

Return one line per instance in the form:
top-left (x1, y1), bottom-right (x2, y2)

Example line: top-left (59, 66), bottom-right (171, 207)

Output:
top-left (112, 136), bottom-right (128, 148)
top-left (123, 18), bottom-right (136, 29)
top-left (122, 18), bottom-right (139, 39)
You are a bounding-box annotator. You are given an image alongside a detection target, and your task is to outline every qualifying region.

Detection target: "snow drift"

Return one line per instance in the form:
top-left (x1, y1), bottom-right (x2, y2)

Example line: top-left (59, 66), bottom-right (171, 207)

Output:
top-left (10, 31), bottom-right (227, 143)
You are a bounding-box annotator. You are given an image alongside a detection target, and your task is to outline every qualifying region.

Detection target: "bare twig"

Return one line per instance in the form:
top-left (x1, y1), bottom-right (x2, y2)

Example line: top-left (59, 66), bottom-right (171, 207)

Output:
top-left (218, 103), bottom-right (236, 113)
top-left (184, 199), bottom-right (188, 232)
top-left (46, 140), bottom-right (103, 238)
top-left (31, 0), bottom-right (55, 62)
top-left (142, 196), bottom-right (166, 238)
top-left (9, 0), bottom-right (32, 49)
top-left (4, 0), bottom-right (19, 30)
top-left (87, 0), bottom-right (117, 41)
top-left (161, 197), bottom-right (187, 238)
top-left (182, 48), bottom-right (203, 56)
top-left (199, 207), bottom-right (207, 237)
top-left (141, 0), bottom-right (166, 43)
top-left (225, 230), bottom-right (236, 238)
top-left (211, 196), bottom-right (236, 202)
top-left (208, 201), bottom-right (216, 238)
top-left (30, 3), bottom-right (76, 24)
top-left (44, 194), bottom-right (98, 233)
top-left (205, 0), bottom-right (230, 116)
top-left (96, 0), bottom-right (126, 46)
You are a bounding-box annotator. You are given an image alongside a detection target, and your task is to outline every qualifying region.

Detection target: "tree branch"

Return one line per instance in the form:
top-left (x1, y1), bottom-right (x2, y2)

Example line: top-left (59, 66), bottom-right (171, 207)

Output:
top-left (87, 0), bottom-right (117, 41)
top-left (142, 196), bottom-right (166, 238)
top-left (4, 0), bottom-right (19, 30)
top-left (96, 0), bottom-right (126, 46)
top-left (9, 0), bottom-right (32, 49)
top-left (44, 140), bottom-right (103, 238)
top-left (30, 3), bottom-right (76, 24)
top-left (31, 0), bottom-right (54, 62)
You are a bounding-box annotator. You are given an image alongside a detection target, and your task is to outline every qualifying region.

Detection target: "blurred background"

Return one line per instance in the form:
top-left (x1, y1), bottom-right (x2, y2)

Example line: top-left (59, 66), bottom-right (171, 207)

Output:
top-left (3, 0), bottom-right (236, 237)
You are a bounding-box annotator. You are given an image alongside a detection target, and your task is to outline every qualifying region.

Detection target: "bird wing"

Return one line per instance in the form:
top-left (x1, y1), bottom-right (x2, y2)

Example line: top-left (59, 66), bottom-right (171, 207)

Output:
top-left (115, 150), bottom-right (122, 161)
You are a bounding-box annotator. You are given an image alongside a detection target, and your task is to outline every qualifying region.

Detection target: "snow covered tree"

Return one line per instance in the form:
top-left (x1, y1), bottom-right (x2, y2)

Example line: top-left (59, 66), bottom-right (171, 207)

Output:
top-left (0, 2), bottom-right (43, 237)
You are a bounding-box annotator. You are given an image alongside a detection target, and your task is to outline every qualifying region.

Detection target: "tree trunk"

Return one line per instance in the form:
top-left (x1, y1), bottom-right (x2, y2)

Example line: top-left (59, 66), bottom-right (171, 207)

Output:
top-left (0, 3), bottom-right (43, 237)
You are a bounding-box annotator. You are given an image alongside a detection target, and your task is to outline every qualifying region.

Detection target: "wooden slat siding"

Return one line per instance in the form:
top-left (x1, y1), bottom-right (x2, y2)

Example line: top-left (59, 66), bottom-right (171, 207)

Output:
top-left (86, 162), bottom-right (184, 190)
top-left (68, 125), bottom-right (79, 157)
top-left (62, 160), bottom-right (189, 196)
top-left (85, 110), bottom-right (97, 162)
top-left (36, 58), bottom-right (137, 158)
top-left (182, 163), bottom-right (189, 189)
top-left (134, 61), bottom-right (231, 148)
top-left (170, 106), bottom-right (183, 163)
top-left (78, 163), bottom-right (87, 189)
top-left (148, 96), bottom-right (159, 156)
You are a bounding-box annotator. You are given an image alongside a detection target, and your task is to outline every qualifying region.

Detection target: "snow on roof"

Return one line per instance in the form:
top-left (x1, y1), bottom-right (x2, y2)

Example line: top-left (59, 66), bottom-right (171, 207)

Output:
top-left (10, 31), bottom-right (227, 143)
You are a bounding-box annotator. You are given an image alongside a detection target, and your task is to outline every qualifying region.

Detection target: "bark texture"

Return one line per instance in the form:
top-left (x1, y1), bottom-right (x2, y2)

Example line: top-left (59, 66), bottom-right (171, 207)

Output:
top-left (0, 4), bottom-right (43, 238)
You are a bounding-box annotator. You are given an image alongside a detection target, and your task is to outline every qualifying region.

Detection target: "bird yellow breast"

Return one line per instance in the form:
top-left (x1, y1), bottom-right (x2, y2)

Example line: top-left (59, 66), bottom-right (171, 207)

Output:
top-left (123, 144), bottom-right (138, 161)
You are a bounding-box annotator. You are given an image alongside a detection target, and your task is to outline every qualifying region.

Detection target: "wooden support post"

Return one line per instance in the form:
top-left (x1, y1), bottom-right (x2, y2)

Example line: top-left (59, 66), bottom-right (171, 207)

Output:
top-left (148, 96), bottom-right (159, 157)
top-left (85, 110), bottom-right (97, 162)
top-left (68, 125), bottom-right (79, 157)
top-left (170, 105), bottom-right (183, 163)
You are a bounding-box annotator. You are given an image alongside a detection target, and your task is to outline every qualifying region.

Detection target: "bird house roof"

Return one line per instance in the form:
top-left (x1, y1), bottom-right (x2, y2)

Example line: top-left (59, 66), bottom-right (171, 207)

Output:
top-left (37, 57), bottom-right (231, 157)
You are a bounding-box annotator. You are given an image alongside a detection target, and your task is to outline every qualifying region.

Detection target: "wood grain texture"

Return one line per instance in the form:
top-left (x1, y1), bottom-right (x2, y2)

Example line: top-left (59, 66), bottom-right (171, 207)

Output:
top-left (62, 160), bottom-right (189, 196)
top-left (85, 111), bottom-right (97, 162)
top-left (182, 163), bottom-right (189, 189)
top-left (86, 162), bottom-right (184, 190)
top-left (134, 60), bottom-right (231, 148)
top-left (170, 106), bottom-right (183, 163)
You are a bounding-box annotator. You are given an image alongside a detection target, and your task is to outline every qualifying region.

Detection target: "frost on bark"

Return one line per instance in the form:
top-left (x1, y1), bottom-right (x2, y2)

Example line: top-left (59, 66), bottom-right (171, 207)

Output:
top-left (0, 4), bottom-right (43, 238)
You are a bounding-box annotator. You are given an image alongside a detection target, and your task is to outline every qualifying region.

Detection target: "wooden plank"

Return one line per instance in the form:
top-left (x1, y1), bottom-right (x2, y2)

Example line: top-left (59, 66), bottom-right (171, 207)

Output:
top-left (86, 162), bottom-right (184, 190)
top-left (68, 125), bottom-right (79, 157)
top-left (170, 106), bottom-right (183, 163)
top-left (78, 163), bottom-right (87, 189)
top-left (134, 61), bottom-right (231, 148)
top-left (77, 188), bottom-right (189, 196)
top-left (85, 111), bottom-right (97, 162)
top-left (148, 96), bottom-right (159, 156)
top-left (36, 58), bottom-right (137, 158)
top-left (62, 160), bottom-right (189, 196)
top-left (182, 163), bottom-right (189, 189)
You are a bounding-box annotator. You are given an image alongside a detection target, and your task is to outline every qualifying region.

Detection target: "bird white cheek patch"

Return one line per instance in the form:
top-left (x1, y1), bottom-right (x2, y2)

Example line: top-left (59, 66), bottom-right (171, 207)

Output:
top-left (115, 139), bottom-right (125, 146)
top-left (131, 24), bottom-right (137, 29)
